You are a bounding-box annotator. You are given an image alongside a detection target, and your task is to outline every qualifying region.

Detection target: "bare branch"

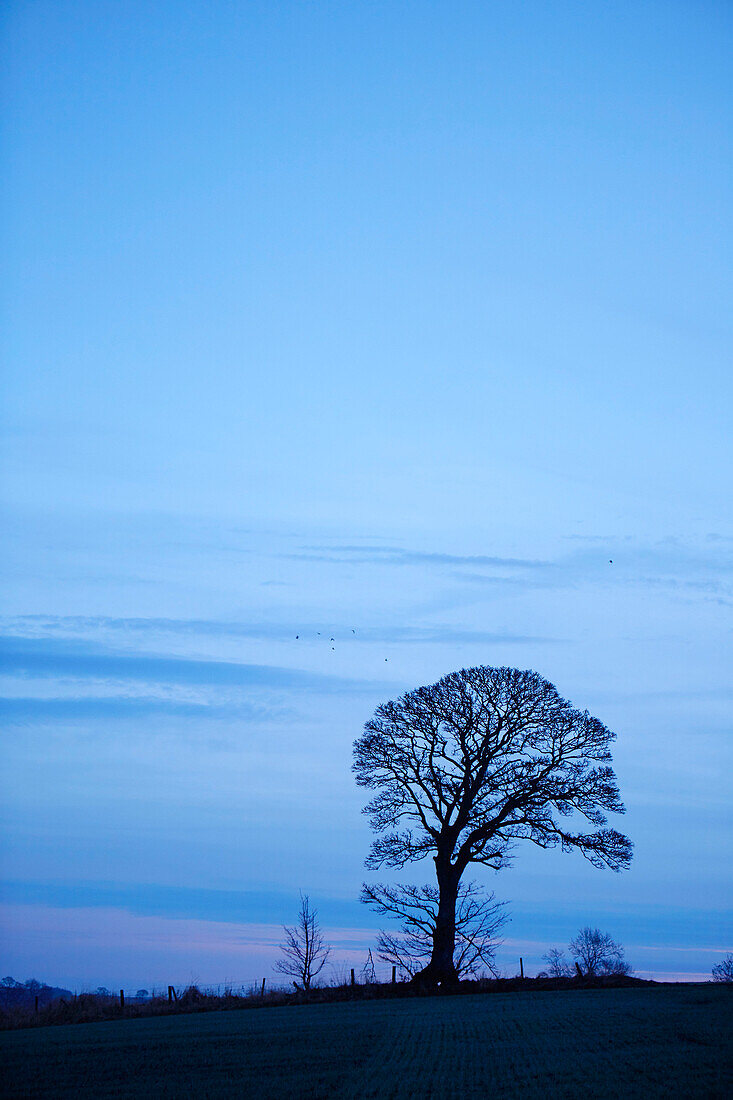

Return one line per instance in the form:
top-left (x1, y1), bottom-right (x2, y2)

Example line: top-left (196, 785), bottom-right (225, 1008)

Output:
top-left (362, 881), bottom-right (507, 979)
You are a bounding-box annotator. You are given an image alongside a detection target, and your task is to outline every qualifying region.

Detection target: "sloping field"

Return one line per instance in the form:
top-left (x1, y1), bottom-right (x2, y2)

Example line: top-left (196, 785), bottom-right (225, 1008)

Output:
top-left (2, 984), bottom-right (731, 1098)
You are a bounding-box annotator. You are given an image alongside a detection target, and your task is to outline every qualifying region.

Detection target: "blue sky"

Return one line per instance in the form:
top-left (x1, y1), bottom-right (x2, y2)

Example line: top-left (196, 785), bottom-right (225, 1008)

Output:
top-left (1, 0), bottom-right (731, 988)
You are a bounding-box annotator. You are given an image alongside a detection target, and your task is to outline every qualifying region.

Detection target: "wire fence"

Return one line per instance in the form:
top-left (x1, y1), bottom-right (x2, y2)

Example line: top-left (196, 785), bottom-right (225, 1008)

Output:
top-left (82, 963), bottom-right (410, 1005)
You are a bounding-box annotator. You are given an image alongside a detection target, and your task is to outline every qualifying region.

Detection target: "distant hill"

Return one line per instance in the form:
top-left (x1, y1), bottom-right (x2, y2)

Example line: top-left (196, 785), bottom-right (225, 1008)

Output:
top-left (0, 977), bottom-right (73, 1009)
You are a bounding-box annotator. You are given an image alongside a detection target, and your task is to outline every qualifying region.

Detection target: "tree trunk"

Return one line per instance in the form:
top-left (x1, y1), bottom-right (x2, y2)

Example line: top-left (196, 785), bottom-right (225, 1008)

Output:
top-left (412, 860), bottom-right (460, 990)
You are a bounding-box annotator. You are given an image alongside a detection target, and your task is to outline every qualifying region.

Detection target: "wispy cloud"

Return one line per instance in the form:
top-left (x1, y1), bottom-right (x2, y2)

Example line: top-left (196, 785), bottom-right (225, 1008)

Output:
top-left (453, 571), bottom-right (553, 591)
top-left (0, 696), bottom-right (274, 724)
top-left (0, 635), bottom-right (390, 695)
top-left (0, 616), bottom-right (559, 647)
top-left (289, 544), bottom-right (551, 568)
top-left (1, 615), bottom-right (304, 641)
top-left (0, 880), bottom-right (368, 927)
top-left (278, 537), bottom-right (733, 607)
top-left (349, 626), bottom-right (556, 644)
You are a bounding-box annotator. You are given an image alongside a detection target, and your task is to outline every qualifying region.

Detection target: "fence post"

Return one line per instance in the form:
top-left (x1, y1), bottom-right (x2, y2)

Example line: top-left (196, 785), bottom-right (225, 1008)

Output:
top-left (119, 989), bottom-right (125, 1009)
top-left (392, 965), bottom-right (396, 984)
top-left (350, 968), bottom-right (355, 986)
top-left (519, 957), bottom-right (524, 979)
top-left (261, 978), bottom-right (266, 997)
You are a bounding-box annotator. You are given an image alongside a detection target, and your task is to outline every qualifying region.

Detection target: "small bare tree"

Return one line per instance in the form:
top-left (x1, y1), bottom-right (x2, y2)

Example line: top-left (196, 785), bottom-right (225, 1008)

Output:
top-left (361, 949), bottom-right (377, 984)
top-left (274, 894), bottom-right (331, 990)
top-left (711, 954), bottom-right (733, 982)
top-left (362, 881), bottom-right (507, 979)
top-left (569, 927), bottom-right (630, 976)
top-left (542, 948), bottom-right (571, 977)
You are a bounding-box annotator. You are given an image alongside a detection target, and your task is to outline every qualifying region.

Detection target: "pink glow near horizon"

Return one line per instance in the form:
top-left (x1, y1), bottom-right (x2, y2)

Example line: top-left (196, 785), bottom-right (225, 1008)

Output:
top-left (0, 904), bottom-right (720, 991)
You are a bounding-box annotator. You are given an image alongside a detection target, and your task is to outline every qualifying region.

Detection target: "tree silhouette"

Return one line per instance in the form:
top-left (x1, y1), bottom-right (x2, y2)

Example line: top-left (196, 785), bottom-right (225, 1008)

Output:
top-left (711, 955), bottom-right (733, 983)
top-left (569, 927), bottom-right (630, 975)
top-left (360, 949), bottom-right (377, 984)
top-left (274, 893), bottom-right (331, 990)
top-left (541, 947), bottom-right (571, 977)
top-left (362, 880), bottom-right (506, 979)
top-left (353, 665), bottom-right (632, 988)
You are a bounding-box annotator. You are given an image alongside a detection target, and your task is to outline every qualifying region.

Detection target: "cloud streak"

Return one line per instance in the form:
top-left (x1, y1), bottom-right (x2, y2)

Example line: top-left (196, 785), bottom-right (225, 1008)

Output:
top-left (0, 615), bottom-right (553, 646)
top-left (290, 544), bottom-right (551, 568)
top-left (277, 537), bottom-right (733, 606)
top-left (0, 880), bottom-right (370, 928)
top-left (0, 696), bottom-right (275, 724)
top-left (0, 635), bottom-right (391, 695)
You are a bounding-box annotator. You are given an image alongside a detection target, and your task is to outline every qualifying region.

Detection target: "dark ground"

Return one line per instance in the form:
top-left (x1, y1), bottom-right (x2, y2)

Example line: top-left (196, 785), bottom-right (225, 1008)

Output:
top-left (1, 983), bottom-right (731, 1098)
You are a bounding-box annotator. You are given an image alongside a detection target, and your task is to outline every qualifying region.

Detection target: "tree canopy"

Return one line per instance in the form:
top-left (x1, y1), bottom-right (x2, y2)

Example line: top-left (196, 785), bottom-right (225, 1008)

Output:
top-left (354, 665), bottom-right (632, 875)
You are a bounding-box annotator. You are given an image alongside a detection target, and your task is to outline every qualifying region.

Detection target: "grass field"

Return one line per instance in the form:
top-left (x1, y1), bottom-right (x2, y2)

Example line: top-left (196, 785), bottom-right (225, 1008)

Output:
top-left (2, 984), bottom-right (731, 1098)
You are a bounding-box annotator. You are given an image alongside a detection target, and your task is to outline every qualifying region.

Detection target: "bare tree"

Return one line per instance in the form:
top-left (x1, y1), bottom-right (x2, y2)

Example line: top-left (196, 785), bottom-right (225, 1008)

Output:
top-left (353, 666), bottom-right (632, 988)
top-left (274, 894), bottom-right (331, 990)
top-left (569, 927), bottom-right (630, 976)
top-left (542, 948), bottom-right (571, 977)
top-left (362, 881), bottom-right (507, 979)
top-left (361, 949), bottom-right (377, 984)
top-left (711, 955), bottom-right (733, 982)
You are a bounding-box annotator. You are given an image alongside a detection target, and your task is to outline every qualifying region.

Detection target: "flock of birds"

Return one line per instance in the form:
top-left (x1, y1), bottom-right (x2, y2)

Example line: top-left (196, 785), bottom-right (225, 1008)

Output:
top-left (290, 560), bottom-right (615, 663)
top-left (294, 628), bottom-right (389, 660)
